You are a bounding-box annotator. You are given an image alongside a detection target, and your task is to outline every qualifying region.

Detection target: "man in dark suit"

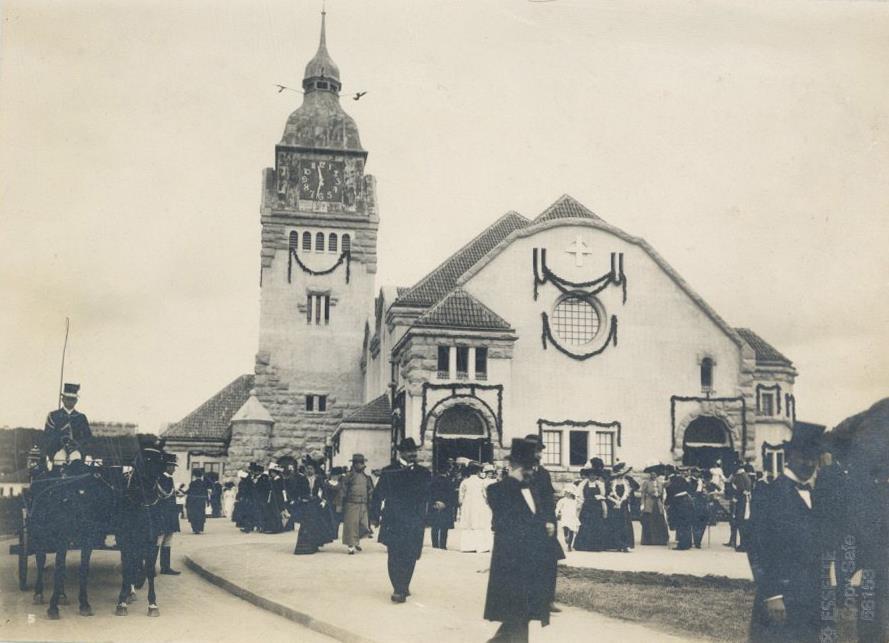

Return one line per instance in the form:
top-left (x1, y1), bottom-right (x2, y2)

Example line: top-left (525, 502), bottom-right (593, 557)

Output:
top-left (43, 383), bottom-right (92, 466)
top-left (372, 437), bottom-right (431, 603)
top-left (155, 452), bottom-right (182, 574)
top-left (748, 424), bottom-right (828, 642)
top-left (484, 438), bottom-right (557, 642)
top-left (523, 433), bottom-right (565, 612)
top-left (185, 468), bottom-right (208, 534)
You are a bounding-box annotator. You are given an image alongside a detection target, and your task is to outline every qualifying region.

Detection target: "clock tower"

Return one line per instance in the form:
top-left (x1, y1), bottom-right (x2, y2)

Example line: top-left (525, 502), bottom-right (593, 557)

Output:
top-left (230, 11), bottom-right (379, 471)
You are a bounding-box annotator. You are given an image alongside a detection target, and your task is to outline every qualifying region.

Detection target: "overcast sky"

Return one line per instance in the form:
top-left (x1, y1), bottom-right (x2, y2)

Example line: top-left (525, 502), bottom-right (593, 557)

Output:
top-left (1, 0), bottom-right (887, 433)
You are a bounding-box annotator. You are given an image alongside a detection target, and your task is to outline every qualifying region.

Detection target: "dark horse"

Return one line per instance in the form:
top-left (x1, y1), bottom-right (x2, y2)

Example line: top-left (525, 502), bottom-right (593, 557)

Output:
top-left (113, 444), bottom-right (169, 618)
top-left (29, 460), bottom-right (118, 619)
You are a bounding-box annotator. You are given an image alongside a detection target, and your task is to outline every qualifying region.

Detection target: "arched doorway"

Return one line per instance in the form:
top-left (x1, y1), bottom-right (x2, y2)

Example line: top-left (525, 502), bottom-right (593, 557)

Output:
top-left (682, 416), bottom-right (735, 469)
top-left (432, 404), bottom-right (493, 473)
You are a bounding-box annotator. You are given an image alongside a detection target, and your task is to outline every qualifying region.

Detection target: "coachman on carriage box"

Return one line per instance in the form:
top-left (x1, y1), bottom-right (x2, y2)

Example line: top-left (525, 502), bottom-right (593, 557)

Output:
top-left (43, 383), bottom-right (92, 467)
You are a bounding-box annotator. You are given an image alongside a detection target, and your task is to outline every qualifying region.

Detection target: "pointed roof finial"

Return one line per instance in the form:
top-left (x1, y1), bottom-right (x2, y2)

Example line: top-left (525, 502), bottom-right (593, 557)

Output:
top-left (303, 2), bottom-right (340, 88)
top-left (320, 2), bottom-right (327, 49)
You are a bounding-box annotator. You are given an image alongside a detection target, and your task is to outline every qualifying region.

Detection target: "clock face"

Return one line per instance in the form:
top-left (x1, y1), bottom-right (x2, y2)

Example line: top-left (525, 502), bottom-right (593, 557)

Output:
top-left (297, 159), bottom-right (345, 202)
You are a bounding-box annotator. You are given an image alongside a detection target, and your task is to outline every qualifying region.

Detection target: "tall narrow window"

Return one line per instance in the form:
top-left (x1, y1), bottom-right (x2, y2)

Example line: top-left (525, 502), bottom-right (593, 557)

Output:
top-left (569, 431), bottom-right (589, 467)
top-left (305, 395), bottom-right (315, 412)
top-left (328, 233), bottom-right (338, 253)
top-left (289, 231), bottom-right (299, 252)
top-left (596, 432), bottom-right (615, 466)
top-left (437, 346), bottom-right (449, 379)
top-left (342, 234), bottom-right (351, 254)
top-left (700, 357), bottom-right (714, 392)
top-left (456, 346), bottom-right (469, 379)
top-left (302, 231), bottom-right (312, 251)
top-left (323, 295), bottom-right (330, 324)
top-left (306, 295), bottom-right (313, 324)
top-left (315, 295), bottom-right (322, 325)
top-left (318, 395), bottom-right (327, 412)
top-left (475, 347), bottom-right (488, 380)
top-left (315, 232), bottom-right (324, 251)
top-left (542, 430), bottom-right (562, 466)
top-left (761, 393), bottom-right (775, 416)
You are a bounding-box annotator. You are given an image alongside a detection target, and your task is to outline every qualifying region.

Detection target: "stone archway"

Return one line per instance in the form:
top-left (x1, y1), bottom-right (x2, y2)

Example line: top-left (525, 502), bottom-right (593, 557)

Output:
top-left (680, 415), bottom-right (735, 469)
top-left (424, 396), bottom-right (496, 472)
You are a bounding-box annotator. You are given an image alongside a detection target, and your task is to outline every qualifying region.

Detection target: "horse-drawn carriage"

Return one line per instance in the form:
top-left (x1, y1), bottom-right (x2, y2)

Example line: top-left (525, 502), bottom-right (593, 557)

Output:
top-left (9, 433), bottom-right (174, 619)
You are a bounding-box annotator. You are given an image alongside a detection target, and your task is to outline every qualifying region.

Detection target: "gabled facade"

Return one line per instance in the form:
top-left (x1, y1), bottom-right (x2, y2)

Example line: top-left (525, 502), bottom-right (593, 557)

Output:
top-left (348, 194), bottom-right (798, 479)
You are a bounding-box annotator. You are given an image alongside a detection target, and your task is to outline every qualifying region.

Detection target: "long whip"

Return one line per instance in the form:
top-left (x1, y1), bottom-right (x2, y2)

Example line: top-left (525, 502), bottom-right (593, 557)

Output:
top-left (57, 317), bottom-right (70, 408)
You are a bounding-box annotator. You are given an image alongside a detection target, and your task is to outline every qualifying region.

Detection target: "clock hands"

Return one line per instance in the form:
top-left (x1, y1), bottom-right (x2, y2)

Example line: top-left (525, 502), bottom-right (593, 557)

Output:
top-left (316, 164), bottom-right (324, 200)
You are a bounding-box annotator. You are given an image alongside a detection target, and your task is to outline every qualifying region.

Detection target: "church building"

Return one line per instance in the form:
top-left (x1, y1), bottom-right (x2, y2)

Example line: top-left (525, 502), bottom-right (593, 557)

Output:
top-left (163, 13), bottom-right (799, 484)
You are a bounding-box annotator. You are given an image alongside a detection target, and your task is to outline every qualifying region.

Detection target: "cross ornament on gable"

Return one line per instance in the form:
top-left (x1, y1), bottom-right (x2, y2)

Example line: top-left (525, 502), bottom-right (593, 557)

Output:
top-left (565, 235), bottom-right (593, 267)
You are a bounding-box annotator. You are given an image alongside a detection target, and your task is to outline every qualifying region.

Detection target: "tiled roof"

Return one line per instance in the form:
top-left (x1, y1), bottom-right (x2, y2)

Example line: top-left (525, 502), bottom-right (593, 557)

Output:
top-left (342, 394), bottom-right (391, 425)
top-left (414, 288), bottom-right (512, 332)
top-left (533, 194), bottom-right (603, 224)
top-left (394, 212), bottom-right (529, 309)
top-left (735, 329), bottom-right (793, 368)
top-left (396, 287), bottom-right (411, 298)
top-left (162, 374), bottom-right (255, 441)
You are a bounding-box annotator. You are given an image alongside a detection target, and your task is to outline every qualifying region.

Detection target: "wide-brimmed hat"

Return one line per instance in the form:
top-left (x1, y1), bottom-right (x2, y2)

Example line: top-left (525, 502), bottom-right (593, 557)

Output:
top-left (523, 434), bottom-right (545, 451)
top-left (589, 457), bottom-right (606, 472)
top-left (397, 437), bottom-right (419, 452)
top-left (191, 467), bottom-right (204, 476)
top-left (61, 383), bottom-right (80, 399)
top-left (352, 453), bottom-right (366, 463)
top-left (248, 462), bottom-right (263, 474)
top-left (612, 462), bottom-right (632, 476)
top-left (508, 438), bottom-right (537, 467)
top-left (482, 463), bottom-right (495, 473)
top-left (162, 453), bottom-right (178, 466)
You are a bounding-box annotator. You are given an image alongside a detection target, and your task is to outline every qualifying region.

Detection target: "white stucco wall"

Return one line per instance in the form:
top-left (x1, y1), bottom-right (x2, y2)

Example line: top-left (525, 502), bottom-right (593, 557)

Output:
top-left (460, 221), bottom-right (745, 471)
top-left (333, 426), bottom-right (391, 473)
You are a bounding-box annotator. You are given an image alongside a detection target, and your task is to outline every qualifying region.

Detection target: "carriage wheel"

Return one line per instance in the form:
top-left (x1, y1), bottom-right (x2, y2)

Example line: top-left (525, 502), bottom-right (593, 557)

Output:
top-left (18, 508), bottom-right (29, 591)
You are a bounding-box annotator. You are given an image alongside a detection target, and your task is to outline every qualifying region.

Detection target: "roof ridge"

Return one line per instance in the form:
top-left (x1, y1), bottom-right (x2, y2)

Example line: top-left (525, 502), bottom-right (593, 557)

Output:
top-left (533, 193), bottom-right (601, 222)
top-left (394, 210), bottom-right (529, 307)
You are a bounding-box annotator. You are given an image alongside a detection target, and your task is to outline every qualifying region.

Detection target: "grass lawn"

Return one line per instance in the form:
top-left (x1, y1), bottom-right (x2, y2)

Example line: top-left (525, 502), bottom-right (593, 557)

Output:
top-left (556, 566), bottom-right (859, 642)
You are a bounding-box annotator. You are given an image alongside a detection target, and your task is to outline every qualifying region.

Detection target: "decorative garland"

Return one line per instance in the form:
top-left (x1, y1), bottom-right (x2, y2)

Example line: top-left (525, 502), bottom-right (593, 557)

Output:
top-left (755, 383), bottom-right (782, 414)
top-left (420, 382), bottom-right (504, 447)
top-left (532, 248), bottom-right (627, 303)
top-left (537, 418), bottom-right (622, 447)
top-left (288, 248), bottom-right (351, 284)
top-left (785, 393), bottom-right (796, 422)
top-left (541, 313), bottom-right (618, 360)
top-left (669, 395), bottom-right (747, 454)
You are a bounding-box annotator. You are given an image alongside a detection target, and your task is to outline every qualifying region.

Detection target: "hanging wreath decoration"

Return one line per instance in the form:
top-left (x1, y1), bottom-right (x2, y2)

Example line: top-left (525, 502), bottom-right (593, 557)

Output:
top-left (533, 248), bottom-right (627, 304)
top-left (541, 312), bottom-right (618, 360)
top-left (288, 248), bottom-right (351, 284)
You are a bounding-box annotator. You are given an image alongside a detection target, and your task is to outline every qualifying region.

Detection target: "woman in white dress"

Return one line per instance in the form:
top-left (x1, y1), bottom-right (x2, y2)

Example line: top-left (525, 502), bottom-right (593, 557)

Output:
top-left (222, 481), bottom-right (237, 518)
top-left (457, 463), bottom-right (493, 552)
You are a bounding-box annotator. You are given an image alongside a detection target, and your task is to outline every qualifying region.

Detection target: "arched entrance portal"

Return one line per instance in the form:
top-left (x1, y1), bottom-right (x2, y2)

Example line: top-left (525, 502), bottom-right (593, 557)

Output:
top-left (682, 416), bottom-right (735, 469)
top-left (433, 404), bottom-right (493, 473)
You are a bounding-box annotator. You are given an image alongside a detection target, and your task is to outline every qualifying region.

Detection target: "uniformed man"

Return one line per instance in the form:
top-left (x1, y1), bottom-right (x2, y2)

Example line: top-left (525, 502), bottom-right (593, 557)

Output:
top-left (43, 382), bottom-right (92, 467)
top-left (372, 438), bottom-right (431, 603)
top-left (157, 453), bottom-right (181, 574)
top-left (336, 454), bottom-right (374, 554)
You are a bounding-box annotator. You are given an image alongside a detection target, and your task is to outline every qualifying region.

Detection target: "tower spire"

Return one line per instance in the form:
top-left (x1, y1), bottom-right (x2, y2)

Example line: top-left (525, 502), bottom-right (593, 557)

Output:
top-left (303, 4), bottom-right (340, 93)
top-left (319, 4), bottom-right (327, 50)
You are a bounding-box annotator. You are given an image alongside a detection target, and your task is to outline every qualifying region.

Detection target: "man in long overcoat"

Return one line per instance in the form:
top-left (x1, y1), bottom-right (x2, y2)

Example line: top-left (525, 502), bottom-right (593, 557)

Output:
top-left (372, 438), bottom-right (431, 603)
top-left (185, 468), bottom-right (208, 534)
top-left (484, 438), bottom-right (559, 642)
top-left (748, 424), bottom-right (828, 642)
top-left (336, 454), bottom-right (374, 554)
top-left (523, 434), bottom-right (565, 611)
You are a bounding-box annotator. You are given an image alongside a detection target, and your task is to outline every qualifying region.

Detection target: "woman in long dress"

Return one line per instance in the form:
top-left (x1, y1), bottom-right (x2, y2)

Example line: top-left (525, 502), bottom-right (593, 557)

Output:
top-left (457, 463), bottom-right (493, 553)
top-left (640, 471), bottom-right (669, 545)
top-left (574, 468), bottom-right (611, 551)
top-left (222, 481), bottom-right (236, 518)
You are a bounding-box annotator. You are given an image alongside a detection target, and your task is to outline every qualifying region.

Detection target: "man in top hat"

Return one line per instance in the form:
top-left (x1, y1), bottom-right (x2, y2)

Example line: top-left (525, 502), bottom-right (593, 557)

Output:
top-left (484, 438), bottom-right (560, 642)
top-left (725, 462), bottom-right (753, 551)
top-left (156, 453), bottom-right (181, 574)
top-left (748, 422), bottom-right (829, 642)
top-left (336, 453), bottom-right (374, 554)
top-left (371, 437), bottom-right (431, 603)
top-left (43, 382), bottom-right (92, 467)
top-left (523, 434), bottom-right (564, 612)
top-left (185, 468), bottom-right (209, 534)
